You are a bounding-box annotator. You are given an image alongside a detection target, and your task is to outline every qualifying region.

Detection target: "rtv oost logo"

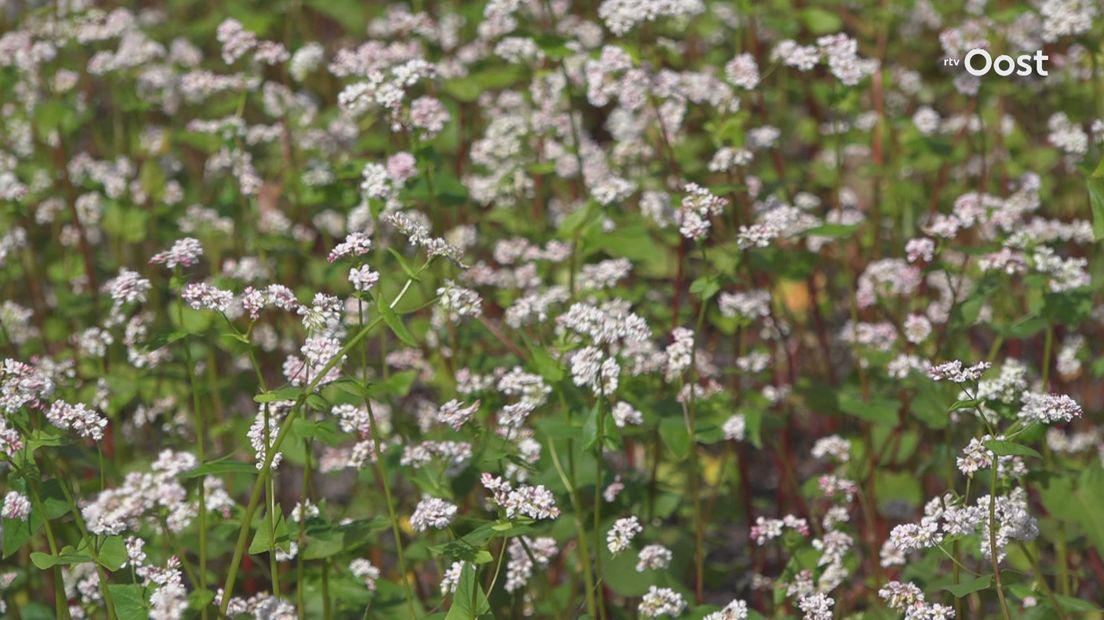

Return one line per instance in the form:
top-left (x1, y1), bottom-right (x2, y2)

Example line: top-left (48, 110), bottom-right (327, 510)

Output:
top-left (944, 49), bottom-right (1049, 77)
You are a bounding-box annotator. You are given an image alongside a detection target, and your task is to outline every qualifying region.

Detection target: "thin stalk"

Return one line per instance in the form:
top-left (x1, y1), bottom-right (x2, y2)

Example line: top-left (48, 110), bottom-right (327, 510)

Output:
top-left (296, 438), bottom-right (312, 619)
top-left (485, 537), bottom-right (510, 597)
top-left (360, 298), bottom-right (417, 619)
top-left (988, 461), bottom-right (1012, 620)
top-left (686, 268), bottom-right (709, 603)
top-left (27, 478), bottom-right (72, 620)
top-left (1041, 324), bottom-right (1070, 595)
top-left (219, 266), bottom-right (428, 615)
top-left (321, 563), bottom-right (332, 620)
top-left (180, 331), bottom-right (209, 619)
top-left (1019, 543), bottom-right (1068, 620)
top-left (364, 401), bottom-right (416, 617)
top-left (591, 394), bottom-right (608, 620)
top-left (220, 316), bottom-right (380, 613)
top-left (952, 538), bottom-right (963, 619)
top-left (267, 456), bottom-right (280, 598)
top-left (547, 437), bottom-right (598, 619)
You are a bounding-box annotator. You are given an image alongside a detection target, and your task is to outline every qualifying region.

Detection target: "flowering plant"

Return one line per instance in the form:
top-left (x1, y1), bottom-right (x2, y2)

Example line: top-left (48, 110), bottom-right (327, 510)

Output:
top-left (0, 0), bottom-right (1102, 619)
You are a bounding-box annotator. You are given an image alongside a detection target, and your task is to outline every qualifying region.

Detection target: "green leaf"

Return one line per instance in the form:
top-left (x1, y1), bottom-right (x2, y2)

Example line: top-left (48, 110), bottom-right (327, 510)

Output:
top-left (142, 330), bottom-right (188, 353)
top-left (25, 427), bottom-right (69, 454)
top-left (984, 440), bottom-right (1042, 459)
top-left (689, 275), bottom-right (720, 302)
top-left (527, 345), bottom-right (564, 383)
top-left (557, 201), bottom-right (600, 238)
top-left (108, 585), bottom-right (150, 620)
top-left (180, 456), bottom-right (257, 479)
top-left (1088, 176), bottom-right (1104, 242)
top-left (534, 34), bottom-right (572, 60)
top-left (949, 399), bottom-right (980, 411)
top-left (387, 248), bottom-right (421, 281)
top-left (365, 370), bottom-right (418, 399)
top-left (804, 223), bottom-right (858, 238)
top-left (254, 386), bottom-right (302, 403)
top-left (801, 7), bottom-right (843, 34)
top-left (582, 402), bottom-right (600, 450)
top-left (303, 522), bottom-right (345, 560)
top-left (3, 514), bottom-right (39, 559)
top-left (96, 536), bottom-right (128, 571)
top-left (659, 416), bottom-right (691, 459)
top-left (377, 296), bottom-right (416, 347)
top-left (430, 522), bottom-right (527, 564)
top-left (838, 390), bottom-right (898, 425)
top-left (292, 418), bottom-right (341, 445)
top-left (102, 204), bottom-right (148, 244)
top-left (249, 510), bottom-right (290, 555)
top-left (1054, 594), bottom-right (1101, 613)
top-left (1002, 315), bottom-right (1046, 338)
top-left (943, 574), bottom-right (992, 597)
top-left (30, 550), bottom-right (93, 569)
top-left (591, 225), bottom-right (659, 261)
top-left (1072, 467), bottom-right (1104, 553)
top-left (445, 562), bottom-right (491, 620)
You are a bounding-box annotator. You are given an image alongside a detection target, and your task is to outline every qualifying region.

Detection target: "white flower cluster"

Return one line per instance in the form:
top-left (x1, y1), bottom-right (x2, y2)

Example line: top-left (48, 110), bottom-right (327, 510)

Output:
top-left (878, 581), bottom-right (954, 620)
top-left (638, 585), bottom-right (687, 618)
top-left (46, 400), bottom-right (108, 441)
top-left (607, 516), bottom-right (643, 555)
top-left (410, 496), bottom-right (458, 532)
top-left (481, 473), bottom-right (560, 520)
top-left (149, 237), bottom-right (203, 269)
top-left (598, 0), bottom-right (705, 36)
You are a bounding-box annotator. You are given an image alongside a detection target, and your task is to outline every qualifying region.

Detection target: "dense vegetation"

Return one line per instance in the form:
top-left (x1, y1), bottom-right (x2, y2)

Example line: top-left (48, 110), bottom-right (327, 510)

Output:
top-left (1, 0), bottom-right (1103, 618)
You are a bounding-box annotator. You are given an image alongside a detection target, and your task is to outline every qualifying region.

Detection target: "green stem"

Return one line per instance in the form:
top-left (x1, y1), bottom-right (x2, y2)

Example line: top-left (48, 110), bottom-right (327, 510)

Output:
top-left (27, 478), bottom-right (72, 620)
top-left (219, 315), bottom-right (382, 614)
top-left (988, 461), bottom-right (1012, 620)
top-left (687, 272), bottom-right (709, 603)
top-left (321, 562), bottom-right (332, 620)
top-left (592, 394), bottom-right (608, 620)
top-left (296, 438), bottom-right (311, 619)
top-left (360, 298), bottom-right (418, 619)
top-left (180, 331), bottom-right (209, 619)
top-left (547, 437), bottom-right (598, 619)
top-left (219, 266), bottom-right (429, 615)
top-left (1019, 542), bottom-right (1068, 620)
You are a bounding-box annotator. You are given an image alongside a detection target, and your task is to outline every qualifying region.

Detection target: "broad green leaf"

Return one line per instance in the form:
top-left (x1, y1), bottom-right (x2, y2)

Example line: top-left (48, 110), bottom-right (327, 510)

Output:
top-left (3, 514), bottom-right (39, 559)
top-left (387, 247), bottom-right (421, 281)
top-left (1072, 467), bottom-right (1104, 553)
top-left (943, 574), bottom-right (992, 597)
top-left (303, 523), bottom-right (345, 560)
top-left (377, 296), bottom-right (417, 347)
top-left (180, 455), bottom-right (257, 479)
top-left (254, 385), bottom-right (302, 403)
top-left (804, 223), bottom-right (858, 238)
top-left (534, 34), bottom-right (572, 60)
top-left (249, 510), bottom-right (290, 555)
top-left (528, 345), bottom-right (564, 383)
top-left (366, 370), bottom-right (418, 399)
top-left (984, 440), bottom-right (1041, 459)
top-left (445, 562), bottom-right (491, 620)
top-left (30, 550), bottom-right (93, 569)
top-left (1088, 176), bottom-right (1104, 242)
top-left (801, 8), bottom-right (843, 34)
top-left (1055, 594), bottom-right (1101, 612)
top-left (838, 390), bottom-right (898, 425)
top-left (142, 330), bottom-right (188, 353)
top-left (690, 275), bottom-right (720, 301)
top-left (96, 536), bottom-right (128, 571)
top-left (659, 416), bottom-right (691, 459)
top-left (109, 584), bottom-right (150, 620)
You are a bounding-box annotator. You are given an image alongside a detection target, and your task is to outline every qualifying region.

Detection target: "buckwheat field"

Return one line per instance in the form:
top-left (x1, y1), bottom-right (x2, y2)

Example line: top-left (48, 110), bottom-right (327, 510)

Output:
top-left (1, 0), bottom-right (1104, 618)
